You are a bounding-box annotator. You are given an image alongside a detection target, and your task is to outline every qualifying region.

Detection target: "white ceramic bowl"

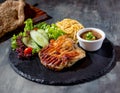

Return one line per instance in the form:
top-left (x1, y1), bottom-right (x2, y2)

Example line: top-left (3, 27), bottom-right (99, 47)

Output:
top-left (77, 27), bottom-right (106, 51)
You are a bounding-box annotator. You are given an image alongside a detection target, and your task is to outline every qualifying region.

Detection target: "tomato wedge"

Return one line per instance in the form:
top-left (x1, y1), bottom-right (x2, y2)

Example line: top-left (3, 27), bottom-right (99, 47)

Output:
top-left (24, 47), bottom-right (32, 56)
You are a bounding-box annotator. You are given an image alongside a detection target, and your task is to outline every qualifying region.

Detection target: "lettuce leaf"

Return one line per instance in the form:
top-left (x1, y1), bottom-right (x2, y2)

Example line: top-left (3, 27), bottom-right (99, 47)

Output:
top-left (24, 18), bottom-right (33, 32)
top-left (34, 22), bottom-right (65, 39)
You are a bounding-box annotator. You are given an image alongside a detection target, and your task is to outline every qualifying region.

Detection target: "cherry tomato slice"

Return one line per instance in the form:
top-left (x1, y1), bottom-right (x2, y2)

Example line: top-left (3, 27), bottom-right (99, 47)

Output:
top-left (24, 47), bottom-right (32, 55)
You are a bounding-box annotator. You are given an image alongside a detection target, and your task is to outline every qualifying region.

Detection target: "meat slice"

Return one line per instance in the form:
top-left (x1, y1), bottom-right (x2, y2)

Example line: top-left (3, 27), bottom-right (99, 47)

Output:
top-left (39, 35), bottom-right (86, 71)
top-left (0, 0), bottom-right (25, 38)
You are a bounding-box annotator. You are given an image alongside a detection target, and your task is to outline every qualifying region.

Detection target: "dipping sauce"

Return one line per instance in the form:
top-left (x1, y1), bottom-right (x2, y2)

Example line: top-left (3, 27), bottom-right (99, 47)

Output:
top-left (80, 30), bottom-right (102, 40)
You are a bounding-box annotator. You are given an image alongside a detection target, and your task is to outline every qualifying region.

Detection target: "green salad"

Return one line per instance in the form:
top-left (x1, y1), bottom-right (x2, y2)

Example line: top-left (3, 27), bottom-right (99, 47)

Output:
top-left (11, 18), bottom-right (65, 58)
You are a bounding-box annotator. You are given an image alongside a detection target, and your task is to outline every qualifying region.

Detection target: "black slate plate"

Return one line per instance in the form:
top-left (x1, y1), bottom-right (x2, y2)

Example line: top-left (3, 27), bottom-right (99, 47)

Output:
top-left (9, 38), bottom-right (116, 85)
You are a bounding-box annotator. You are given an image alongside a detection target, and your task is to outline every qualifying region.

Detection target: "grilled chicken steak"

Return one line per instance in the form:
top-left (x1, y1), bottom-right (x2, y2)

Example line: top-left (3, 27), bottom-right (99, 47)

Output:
top-left (39, 35), bottom-right (86, 71)
top-left (0, 0), bottom-right (25, 38)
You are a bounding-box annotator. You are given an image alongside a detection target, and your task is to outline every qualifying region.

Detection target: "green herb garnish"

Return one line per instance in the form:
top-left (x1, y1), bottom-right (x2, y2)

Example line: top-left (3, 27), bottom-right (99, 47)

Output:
top-left (85, 32), bottom-right (96, 40)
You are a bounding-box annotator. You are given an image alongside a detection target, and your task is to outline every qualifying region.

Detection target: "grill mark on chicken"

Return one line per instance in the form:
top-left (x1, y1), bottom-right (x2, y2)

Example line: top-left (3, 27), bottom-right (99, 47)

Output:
top-left (48, 57), bottom-right (58, 65)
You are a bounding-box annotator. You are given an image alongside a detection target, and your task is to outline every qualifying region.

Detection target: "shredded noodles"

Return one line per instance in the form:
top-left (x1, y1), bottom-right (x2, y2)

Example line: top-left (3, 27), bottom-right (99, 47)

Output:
top-left (56, 18), bottom-right (84, 42)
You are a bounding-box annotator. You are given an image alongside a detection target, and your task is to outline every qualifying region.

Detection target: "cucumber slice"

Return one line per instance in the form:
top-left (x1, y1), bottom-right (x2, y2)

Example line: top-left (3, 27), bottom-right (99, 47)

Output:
top-left (22, 36), bottom-right (40, 50)
top-left (30, 30), bottom-right (49, 47)
top-left (37, 29), bottom-right (49, 40)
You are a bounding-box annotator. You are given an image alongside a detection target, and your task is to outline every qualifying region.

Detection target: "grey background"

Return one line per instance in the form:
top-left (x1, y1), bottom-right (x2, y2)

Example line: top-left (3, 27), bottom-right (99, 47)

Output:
top-left (0, 0), bottom-right (120, 93)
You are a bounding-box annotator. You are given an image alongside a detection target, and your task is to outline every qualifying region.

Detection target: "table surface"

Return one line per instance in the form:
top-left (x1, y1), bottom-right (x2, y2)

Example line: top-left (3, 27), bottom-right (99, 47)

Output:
top-left (0, 0), bottom-right (120, 93)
